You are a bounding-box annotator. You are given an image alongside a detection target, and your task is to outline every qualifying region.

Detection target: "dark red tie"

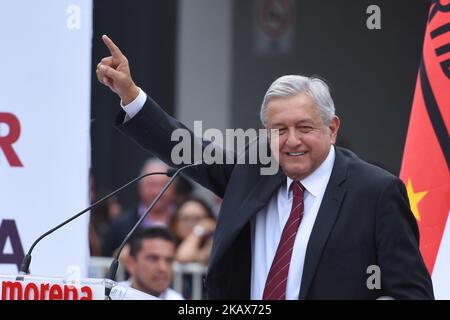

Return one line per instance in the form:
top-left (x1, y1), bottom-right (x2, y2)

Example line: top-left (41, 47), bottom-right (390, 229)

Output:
top-left (262, 181), bottom-right (305, 300)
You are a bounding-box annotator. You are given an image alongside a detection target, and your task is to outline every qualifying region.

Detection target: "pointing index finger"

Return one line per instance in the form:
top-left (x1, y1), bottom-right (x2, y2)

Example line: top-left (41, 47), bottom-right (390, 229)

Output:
top-left (102, 35), bottom-right (123, 59)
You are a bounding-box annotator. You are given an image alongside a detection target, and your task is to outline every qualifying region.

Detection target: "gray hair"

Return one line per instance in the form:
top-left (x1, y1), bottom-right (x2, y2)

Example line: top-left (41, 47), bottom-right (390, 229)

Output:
top-left (260, 75), bottom-right (335, 126)
top-left (140, 158), bottom-right (169, 176)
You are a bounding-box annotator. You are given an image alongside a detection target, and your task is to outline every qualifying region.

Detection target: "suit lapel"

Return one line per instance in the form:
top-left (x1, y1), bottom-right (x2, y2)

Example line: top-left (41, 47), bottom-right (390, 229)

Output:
top-left (298, 148), bottom-right (348, 299)
top-left (209, 168), bottom-right (286, 270)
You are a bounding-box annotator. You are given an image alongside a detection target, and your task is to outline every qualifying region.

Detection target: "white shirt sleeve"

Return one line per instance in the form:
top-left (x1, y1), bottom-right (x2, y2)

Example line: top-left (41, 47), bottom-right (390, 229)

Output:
top-left (120, 88), bottom-right (147, 122)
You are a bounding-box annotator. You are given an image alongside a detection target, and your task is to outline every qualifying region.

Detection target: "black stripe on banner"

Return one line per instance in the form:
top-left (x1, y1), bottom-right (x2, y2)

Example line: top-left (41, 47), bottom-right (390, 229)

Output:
top-left (429, 0), bottom-right (450, 23)
top-left (430, 22), bottom-right (450, 39)
top-left (419, 61), bottom-right (450, 171)
top-left (435, 43), bottom-right (450, 56)
top-left (429, 1), bottom-right (439, 22)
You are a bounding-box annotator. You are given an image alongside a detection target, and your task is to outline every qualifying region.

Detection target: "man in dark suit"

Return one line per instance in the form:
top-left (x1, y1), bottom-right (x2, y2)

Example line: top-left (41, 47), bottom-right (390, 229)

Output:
top-left (96, 35), bottom-right (434, 299)
top-left (102, 158), bottom-right (177, 256)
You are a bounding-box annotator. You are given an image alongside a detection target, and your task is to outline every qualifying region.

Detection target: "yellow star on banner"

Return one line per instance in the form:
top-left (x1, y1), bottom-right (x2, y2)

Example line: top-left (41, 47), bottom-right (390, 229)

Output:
top-left (406, 178), bottom-right (428, 221)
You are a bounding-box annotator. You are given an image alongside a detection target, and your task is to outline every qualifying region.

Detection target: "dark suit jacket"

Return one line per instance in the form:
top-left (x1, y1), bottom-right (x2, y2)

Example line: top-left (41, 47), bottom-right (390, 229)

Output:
top-left (101, 208), bottom-right (139, 257)
top-left (115, 96), bottom-right (434, 300)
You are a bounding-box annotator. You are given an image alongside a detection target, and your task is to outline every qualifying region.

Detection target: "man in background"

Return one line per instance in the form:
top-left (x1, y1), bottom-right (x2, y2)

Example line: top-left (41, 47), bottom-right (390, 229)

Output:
top-left (102, 158), bottom-right (177, 256)
top-left (120, 227), bottom-right (184, 300)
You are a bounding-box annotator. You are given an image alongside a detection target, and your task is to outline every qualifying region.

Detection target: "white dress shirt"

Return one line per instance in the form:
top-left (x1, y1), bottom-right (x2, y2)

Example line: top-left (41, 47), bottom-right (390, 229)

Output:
top-left (121, 88), bottom-right (147, 121)
top-left (121, 89), bottom-right (336, 300)
top-left (118, 280), bottom-right (184, 300)
top-left (251, 146), bottom-right (335, 300)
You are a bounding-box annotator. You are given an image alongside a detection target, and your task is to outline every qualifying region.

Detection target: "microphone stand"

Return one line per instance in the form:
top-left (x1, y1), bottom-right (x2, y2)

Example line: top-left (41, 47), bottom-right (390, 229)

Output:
top-left (19, 171), bottom-right (174, 276)
top-left (104, 162), bottom-right (200, 299)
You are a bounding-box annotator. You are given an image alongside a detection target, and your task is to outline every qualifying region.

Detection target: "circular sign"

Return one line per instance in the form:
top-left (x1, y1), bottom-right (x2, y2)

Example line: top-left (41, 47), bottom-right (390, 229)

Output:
top-left (258, 0), bottom-right (295, 38)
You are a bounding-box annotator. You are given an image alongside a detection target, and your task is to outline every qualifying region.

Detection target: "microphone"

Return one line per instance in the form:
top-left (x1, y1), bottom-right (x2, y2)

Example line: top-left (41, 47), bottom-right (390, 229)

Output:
top-left (104, 162), bottom-right (200, 299)
top-left (19, 169), bottom-right (177, 275)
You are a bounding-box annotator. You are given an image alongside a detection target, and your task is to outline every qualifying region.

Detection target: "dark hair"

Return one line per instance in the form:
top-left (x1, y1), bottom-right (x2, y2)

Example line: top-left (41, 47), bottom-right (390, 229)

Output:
top-left (181, 197), bottom-right (215, 218)
top-left (128, 227), bottom-right (176, 258)
top-left (90, 188), bottom-right (120, 233)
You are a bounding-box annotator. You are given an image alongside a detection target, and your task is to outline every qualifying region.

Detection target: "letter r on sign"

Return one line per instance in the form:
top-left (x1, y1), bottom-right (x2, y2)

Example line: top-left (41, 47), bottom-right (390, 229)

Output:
top-left (0, 113), bottom-right (23, 167)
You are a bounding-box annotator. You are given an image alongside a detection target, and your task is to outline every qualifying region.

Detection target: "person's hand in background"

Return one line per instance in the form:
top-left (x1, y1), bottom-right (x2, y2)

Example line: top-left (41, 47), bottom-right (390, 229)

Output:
top-left (176, 217), bottom-right (216, 264)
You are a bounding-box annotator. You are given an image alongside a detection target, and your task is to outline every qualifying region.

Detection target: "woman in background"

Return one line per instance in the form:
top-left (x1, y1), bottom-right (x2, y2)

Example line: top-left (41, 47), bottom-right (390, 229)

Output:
top-left (169, 197), bottom-right (217, 264)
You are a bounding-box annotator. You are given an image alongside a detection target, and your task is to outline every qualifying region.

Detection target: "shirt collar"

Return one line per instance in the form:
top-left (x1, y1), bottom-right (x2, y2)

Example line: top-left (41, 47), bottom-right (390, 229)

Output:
top-left (286, 145), bottom-right (336, 199)
top-left (159, 289), bottom-right (168, 299)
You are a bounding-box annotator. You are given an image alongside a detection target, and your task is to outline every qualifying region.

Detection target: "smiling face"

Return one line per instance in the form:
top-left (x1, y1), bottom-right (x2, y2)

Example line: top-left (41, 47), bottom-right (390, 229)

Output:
top-left (266, 93), bottom-right (340, 180)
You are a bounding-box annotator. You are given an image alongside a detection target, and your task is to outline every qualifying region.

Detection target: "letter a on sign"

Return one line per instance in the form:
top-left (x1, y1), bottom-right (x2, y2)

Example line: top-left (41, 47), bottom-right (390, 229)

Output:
top-left (0, 220), bottom-right (25, 271)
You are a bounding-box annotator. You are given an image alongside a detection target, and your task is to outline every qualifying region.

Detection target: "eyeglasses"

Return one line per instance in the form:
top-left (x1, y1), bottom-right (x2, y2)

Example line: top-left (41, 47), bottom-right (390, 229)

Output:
top-left (178, 215), bottom-right (206, 224)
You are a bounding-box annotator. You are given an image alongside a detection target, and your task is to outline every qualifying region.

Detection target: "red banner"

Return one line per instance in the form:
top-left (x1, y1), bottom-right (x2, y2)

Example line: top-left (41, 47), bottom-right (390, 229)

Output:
top-left (400, 0), bottom-right (450, 274)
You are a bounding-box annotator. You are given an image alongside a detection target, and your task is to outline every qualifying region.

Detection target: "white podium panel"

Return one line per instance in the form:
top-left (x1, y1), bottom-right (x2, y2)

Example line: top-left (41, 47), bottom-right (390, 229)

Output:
top-left (0, 274), bottom-right (159, 300)
top-left (0, 275), bottom-right (106, 300)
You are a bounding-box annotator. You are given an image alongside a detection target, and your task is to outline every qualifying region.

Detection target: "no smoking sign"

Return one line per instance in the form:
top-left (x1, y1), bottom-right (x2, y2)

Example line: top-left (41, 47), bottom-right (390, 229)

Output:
top-left (255, 0), bottom-right (296, 55)
top-left (258, 0), bottom-right (295, 38)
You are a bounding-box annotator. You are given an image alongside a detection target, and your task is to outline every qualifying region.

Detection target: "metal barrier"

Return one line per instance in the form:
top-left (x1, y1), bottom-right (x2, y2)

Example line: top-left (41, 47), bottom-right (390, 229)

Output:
top-left (172, 262), bottom-right (207, 300)
top-left (88, 256), bottom-right (127, 281)
top-left (88, 257), bottom-right (207, 300)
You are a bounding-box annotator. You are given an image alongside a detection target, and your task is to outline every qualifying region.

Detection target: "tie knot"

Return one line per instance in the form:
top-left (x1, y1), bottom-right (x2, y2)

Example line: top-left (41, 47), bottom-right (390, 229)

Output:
top-left (292, 181), bottom-right (304, 198)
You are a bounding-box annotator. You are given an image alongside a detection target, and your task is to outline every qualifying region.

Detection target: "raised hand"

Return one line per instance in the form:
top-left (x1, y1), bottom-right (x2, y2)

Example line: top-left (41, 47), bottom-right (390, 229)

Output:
top-left (96, 35), bottom-right (139, 105)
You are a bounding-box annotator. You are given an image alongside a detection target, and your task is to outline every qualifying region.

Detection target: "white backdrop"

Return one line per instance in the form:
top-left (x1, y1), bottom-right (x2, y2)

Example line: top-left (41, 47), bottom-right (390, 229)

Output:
top-left (0, 0), bottom-right (92, 277)
top-left (432, 212), bottom-right (450, 299)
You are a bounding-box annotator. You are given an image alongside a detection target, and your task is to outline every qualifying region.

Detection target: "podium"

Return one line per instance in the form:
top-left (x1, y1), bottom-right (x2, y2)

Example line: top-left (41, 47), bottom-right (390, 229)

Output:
top-left (0, 274), bottom-right (159, 300)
